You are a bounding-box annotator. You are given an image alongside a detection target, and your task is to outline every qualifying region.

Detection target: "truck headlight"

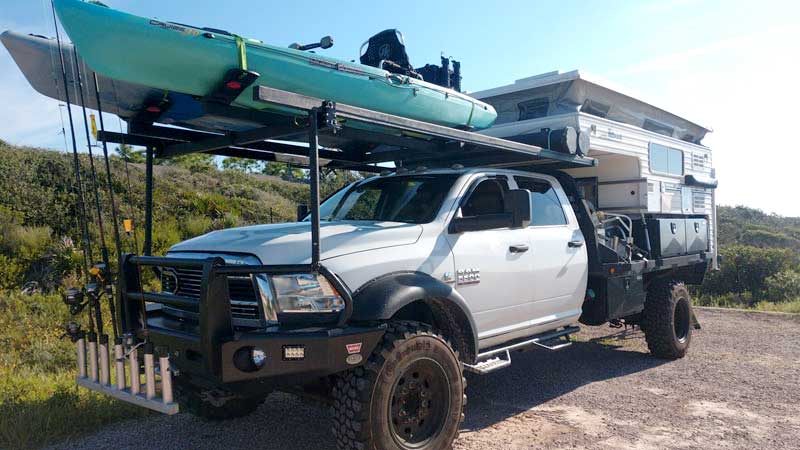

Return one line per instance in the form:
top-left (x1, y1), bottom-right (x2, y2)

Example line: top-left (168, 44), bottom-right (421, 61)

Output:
top-left (269, 273), bottom-right (345, 313)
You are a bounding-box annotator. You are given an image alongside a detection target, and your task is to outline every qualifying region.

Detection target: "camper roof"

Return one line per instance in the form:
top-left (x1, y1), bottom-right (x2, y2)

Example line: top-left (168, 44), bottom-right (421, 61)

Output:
top-left (471, 70), bottom-right (712, 144)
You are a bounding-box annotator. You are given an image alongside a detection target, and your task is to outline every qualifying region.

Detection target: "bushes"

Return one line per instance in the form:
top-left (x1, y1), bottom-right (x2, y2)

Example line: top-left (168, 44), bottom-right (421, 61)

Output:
top-left (701, 245), bottom-right (796, 302)
top-left (765, 271), bottom-right (800, 303)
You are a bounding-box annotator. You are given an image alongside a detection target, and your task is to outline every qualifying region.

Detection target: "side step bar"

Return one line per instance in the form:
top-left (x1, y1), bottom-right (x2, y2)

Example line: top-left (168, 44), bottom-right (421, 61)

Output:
top-left (464, 326), bottom-right (579, 375)
top-left (74, 334), bottom-right (179, 415)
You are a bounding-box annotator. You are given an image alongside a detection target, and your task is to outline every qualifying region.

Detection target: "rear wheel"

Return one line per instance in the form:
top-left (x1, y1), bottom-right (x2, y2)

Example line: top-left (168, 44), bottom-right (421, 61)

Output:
top-left (332, 321), bottom-right (465, 450)
top-left (642, 280), bottom-right (693, 359)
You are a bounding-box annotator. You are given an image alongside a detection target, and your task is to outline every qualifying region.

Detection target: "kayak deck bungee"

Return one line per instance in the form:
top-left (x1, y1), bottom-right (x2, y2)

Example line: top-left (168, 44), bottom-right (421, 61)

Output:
top-left (52, 0), bottom-right (497, 130)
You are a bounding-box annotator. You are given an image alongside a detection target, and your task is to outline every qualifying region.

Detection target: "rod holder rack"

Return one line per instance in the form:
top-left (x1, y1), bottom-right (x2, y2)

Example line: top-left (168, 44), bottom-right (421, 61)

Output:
top-left (74, 337), bottom-right (179, 415)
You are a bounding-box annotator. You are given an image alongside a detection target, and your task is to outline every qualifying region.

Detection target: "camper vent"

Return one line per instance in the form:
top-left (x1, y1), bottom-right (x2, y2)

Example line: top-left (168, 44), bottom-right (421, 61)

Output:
top-left (691, 153), bottom-right (709, 171)
top-left (692, 189), bottom-right (711, 213)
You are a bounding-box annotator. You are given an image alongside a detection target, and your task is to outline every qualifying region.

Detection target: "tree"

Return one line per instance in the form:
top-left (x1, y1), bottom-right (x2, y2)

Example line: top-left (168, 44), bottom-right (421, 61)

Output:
top-left (163, 154), bottom-right (217, 172)
top-left (262, 162), bottom-right (305, 180)
top-left (115, 143), bottom-right (144, 163)
top-left (222, 157), bottom-right (262, 173)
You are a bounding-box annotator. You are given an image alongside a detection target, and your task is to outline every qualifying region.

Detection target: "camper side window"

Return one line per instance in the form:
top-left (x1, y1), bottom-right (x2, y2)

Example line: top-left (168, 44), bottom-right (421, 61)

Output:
top-left (649, 143), bottom-right (683, 176)
top-left (517, 98), bottom-right (549, 121)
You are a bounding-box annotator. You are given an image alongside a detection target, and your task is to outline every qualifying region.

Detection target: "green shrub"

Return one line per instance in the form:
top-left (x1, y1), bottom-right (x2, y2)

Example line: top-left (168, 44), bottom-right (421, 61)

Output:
top-left (764, 270), bottom-right (800, 303)
top-left (701, 245), bottom-right (796, 302)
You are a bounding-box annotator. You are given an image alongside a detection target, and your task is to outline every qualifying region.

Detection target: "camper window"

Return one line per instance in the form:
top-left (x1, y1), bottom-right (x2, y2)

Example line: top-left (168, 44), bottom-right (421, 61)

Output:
top-left (643, 119), bottom-right (675, 137)
top-left (518, 98), bottom-right (549, 121)
top-left (580, 99), bottom-right (611, 118)
top-left (649, 143), bottom-right (684, 176)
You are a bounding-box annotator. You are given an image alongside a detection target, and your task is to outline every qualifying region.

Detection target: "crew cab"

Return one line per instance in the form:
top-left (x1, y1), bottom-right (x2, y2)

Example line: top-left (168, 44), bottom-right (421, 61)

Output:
top-left (106, 166), bottom-right (708, 450)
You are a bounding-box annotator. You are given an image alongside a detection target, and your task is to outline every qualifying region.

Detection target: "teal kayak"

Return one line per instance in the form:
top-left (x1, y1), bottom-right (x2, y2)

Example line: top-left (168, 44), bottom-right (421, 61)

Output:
top-left (53, 0), bottom-right (497, 130)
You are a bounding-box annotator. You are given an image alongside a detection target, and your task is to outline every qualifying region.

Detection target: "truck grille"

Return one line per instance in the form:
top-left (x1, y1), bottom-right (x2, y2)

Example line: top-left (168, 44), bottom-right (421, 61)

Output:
top-left (161, 267), bottom-right (261, 322)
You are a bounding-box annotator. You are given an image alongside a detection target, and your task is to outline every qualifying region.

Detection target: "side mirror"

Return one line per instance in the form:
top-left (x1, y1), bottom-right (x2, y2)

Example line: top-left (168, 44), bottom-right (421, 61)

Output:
top-left (296, 204), bottom-right (309, 222)
top-left (449, 213), bottom-right (513, 234)
top-left (505, 189), bottom-right (531, 228)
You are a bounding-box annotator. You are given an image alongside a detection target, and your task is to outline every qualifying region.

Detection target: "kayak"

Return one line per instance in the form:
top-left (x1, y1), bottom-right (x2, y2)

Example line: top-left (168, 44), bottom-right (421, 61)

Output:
top-left (1, 30), bottom-right (271, 132)
top-left (52, 0), bottom-right (497, 130)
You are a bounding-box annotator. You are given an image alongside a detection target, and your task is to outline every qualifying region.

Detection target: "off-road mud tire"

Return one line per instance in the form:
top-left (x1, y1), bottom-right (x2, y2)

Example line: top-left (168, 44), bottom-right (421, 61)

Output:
top-left (331, 320), bottom-right (466, 450)
top-left (642, 280), bottom-right (693, 359)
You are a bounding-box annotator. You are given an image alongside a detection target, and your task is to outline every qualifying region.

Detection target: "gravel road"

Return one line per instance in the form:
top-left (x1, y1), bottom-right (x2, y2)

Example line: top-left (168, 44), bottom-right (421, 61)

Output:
top-left (47, 308), bottom-right (800, 450)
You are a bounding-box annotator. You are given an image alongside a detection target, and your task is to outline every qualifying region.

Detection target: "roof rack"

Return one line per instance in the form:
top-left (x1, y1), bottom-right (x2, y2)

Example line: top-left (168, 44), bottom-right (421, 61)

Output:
top-left (97, 84), bottom-right (595, 268)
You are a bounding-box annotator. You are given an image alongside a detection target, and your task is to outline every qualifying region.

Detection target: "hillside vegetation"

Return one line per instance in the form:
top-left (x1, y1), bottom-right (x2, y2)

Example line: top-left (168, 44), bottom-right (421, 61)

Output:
top-left (0, 141), bottom-right (798, 448)
top-left (0, 141), bottom-right (354, 449)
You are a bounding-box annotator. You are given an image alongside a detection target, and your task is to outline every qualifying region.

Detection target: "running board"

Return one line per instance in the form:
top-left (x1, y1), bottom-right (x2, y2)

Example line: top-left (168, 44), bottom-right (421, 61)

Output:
top-left (464, 326), bottom-right (579, 375)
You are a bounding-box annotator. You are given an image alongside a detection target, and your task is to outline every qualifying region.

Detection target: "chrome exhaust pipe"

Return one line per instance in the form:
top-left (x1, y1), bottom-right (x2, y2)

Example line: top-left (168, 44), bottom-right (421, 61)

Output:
top-left (159, 351), bottom-right (173, 405)
top-left (99, 335), bottom-right (110, 386)
top-left (87, 332), bottom-right (98, 383)
top-left (76, 335), bottom-right (86, 379)
top-left (144, 343), bottom-right (156, 400)
top-left (128, 342), bottom-right (140, 395)
top-left (114, 338), bottom-right (125, 390)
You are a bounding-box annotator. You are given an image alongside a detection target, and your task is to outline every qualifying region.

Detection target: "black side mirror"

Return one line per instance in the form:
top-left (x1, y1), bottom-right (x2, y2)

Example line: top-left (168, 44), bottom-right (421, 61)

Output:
top-left (505, 189), bottom-right (531, 228)
top-left (449, 214), bottom-right (513, 234)
top-left (296, 204), bottom-right (309, 222)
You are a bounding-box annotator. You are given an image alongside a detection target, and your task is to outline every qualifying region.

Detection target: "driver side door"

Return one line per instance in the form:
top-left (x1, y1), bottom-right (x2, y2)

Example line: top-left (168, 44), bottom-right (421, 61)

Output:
top-left (445, 176), bottom-right (535, 346)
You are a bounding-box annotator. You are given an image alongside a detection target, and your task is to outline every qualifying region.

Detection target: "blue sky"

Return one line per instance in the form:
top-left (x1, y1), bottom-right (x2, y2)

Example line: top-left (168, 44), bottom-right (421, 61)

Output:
top-left (1, 0), bottom-right (799, 215)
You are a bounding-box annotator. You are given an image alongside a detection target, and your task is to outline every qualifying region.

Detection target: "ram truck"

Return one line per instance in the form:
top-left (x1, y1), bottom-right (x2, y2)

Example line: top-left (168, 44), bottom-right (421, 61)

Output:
top-left (105, 166), bottom-right (711, 450)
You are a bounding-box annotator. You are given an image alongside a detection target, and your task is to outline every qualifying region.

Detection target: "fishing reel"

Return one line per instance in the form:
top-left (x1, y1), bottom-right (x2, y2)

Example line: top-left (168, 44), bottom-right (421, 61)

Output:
top-left (62, 287), bottom-right (89, 315)
top-left (60, 321), bottom-right (85, 343)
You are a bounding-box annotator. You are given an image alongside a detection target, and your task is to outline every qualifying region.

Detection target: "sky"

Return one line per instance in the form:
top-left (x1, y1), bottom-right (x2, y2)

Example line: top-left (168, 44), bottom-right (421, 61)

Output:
top-left (1, 0), bottom-right (799, 215)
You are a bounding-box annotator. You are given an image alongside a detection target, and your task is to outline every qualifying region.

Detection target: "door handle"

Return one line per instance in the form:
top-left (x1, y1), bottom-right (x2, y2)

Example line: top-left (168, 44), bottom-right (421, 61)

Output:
top-left (568, 240), bottom-right (584, 248)
top-left (509, 244), bottom-right (529, 253)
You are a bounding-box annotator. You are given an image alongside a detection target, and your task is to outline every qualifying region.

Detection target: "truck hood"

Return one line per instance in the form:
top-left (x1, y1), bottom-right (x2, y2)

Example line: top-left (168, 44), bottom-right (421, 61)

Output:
top-left (169, 221), bottom-right (423, 264)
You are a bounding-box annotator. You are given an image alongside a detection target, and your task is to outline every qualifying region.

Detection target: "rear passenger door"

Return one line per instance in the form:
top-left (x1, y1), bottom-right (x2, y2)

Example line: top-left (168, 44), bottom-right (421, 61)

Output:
top-left (514, 176), bottom-right (588, 324)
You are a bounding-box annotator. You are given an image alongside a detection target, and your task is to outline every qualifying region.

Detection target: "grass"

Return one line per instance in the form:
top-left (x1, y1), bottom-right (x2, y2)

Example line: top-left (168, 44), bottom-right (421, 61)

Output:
top-left (694, 292), bottom-right (800, 314)
top-left (0, 291), bottom-right (148, 450)
top-left (752, 299), bottom-right (800, 314)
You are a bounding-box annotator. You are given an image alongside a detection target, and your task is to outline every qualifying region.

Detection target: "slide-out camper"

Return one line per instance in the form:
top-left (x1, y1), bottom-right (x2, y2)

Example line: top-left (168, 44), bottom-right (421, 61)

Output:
top-left (474, 70), bottom-right (718, 268)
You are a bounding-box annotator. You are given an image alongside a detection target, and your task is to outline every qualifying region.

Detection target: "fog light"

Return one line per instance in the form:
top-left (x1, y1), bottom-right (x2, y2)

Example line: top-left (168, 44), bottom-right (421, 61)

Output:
top-left (233, 346), bottom-right (267, 372)
top-left (251, 348), bottom-right (267, 368)
top-left (283, 345), bottom-right (305, 360)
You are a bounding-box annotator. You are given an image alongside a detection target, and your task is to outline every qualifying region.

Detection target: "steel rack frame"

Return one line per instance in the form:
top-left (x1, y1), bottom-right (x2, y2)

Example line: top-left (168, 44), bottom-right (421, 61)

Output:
top-left (98, 84), bottom-right (595, 264)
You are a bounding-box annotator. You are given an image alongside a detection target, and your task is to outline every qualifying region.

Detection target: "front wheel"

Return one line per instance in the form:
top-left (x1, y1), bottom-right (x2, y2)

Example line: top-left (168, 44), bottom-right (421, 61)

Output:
top-left (332, 321), bottom-right (465, 450)
top-left (642, 280), bottom-right (693, 359)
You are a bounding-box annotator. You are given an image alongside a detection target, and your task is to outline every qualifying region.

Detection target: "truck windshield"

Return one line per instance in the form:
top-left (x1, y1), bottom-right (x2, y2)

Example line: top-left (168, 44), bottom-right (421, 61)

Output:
top-left (319, 175), bottom-right (458, 224)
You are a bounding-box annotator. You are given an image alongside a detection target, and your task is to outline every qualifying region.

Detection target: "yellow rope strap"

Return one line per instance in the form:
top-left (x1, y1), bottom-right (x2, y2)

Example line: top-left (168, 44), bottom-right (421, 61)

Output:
top-left (235, 35), bottom-right (248, 71)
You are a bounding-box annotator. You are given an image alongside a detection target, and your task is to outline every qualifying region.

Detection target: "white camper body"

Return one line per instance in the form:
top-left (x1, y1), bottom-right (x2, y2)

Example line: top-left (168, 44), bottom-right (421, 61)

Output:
top-left (473, 70), bottom-right (718, 266)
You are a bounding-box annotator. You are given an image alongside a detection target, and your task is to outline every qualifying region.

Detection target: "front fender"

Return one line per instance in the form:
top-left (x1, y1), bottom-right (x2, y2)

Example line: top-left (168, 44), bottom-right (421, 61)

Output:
top-left (350, 271), bottom-right (478, 360)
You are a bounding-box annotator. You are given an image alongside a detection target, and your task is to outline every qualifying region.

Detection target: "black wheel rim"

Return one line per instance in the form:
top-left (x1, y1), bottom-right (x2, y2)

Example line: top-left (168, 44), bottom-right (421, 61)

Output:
top-left (388, 357), bottom-right (451, 448)
top-left (674, 297), bottom-right (691, 344)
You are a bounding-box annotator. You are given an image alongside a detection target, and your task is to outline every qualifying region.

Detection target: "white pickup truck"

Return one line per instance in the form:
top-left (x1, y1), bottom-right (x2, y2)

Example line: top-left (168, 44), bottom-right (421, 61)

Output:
top-left (120, 166), bottom-right (707, 450)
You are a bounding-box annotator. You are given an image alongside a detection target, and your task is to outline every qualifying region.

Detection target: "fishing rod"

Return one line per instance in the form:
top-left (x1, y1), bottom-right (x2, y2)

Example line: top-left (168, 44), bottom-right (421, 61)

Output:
top-left (71, 50), bottom-right (109, 336)
top-left (51, 0), bottom-right (96, 335)
top-left (91, 71), bottom-right (122, 339)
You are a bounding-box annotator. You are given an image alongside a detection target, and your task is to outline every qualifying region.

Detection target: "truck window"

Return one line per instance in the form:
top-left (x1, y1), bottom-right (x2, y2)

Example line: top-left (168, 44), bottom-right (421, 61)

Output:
top-left (514, 177), bottom-right (567, 226)
top-left (321, 175), bottom-right (458, 224)
top-left (461, 178), bottom-right (509, 217)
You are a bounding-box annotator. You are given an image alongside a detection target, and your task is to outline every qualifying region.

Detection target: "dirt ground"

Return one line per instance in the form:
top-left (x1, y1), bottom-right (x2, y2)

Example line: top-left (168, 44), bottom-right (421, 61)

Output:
top-left (47, 308), bottom-right (800, 450)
